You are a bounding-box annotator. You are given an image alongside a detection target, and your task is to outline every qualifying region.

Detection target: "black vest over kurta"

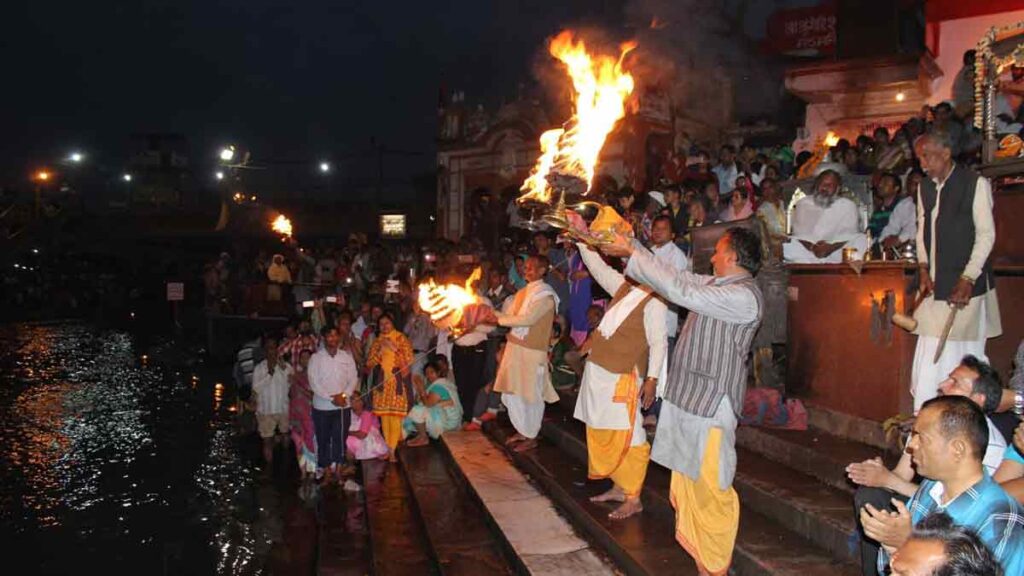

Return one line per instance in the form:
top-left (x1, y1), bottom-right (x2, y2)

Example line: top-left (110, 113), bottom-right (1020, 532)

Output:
top-left (919, 164), bottom-right (994, 301)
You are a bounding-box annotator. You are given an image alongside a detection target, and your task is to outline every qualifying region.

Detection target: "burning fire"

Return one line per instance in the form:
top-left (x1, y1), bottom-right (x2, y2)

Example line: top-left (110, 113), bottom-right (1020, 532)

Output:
top-left (823, 131), bottom-right (840, 148)
top-left (271, 214), bottom-right (293, 237)
top-left (417, 267), bottom-right (482, 331)
top-left (519, 31), bottom-right (637, 203)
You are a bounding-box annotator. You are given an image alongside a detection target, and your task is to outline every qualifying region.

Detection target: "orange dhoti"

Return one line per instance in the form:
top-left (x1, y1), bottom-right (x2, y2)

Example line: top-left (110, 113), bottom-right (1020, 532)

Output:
top-left (582, 373), bottom-right (650, 497)
top-left (668, 427), bottom-right (739, 576)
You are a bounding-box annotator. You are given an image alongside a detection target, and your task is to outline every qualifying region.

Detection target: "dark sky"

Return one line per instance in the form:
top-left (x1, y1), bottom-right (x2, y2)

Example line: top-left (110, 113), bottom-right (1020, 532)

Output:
top-left (2, 0), bottom-right (625, 186)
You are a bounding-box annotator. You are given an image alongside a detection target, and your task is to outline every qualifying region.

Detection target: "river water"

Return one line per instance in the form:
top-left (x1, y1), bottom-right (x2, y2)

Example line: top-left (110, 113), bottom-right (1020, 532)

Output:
top-left (0, 322), bottom-right (298, 574)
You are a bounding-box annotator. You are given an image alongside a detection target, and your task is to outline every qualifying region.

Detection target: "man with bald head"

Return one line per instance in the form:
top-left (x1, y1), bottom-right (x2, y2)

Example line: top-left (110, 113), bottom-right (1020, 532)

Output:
top-left (910, 130), bottom-right (1001, 412)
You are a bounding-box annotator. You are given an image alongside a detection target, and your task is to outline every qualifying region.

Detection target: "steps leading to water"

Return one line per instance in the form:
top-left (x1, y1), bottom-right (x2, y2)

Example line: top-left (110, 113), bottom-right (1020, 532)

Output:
top-left (523, 399), bottom-right (861, 575)
top-left (361, 459), bottom-right (438, 576)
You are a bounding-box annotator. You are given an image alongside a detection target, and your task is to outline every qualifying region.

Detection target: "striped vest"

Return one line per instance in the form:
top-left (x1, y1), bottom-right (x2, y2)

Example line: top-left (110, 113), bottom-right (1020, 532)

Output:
top-left (665, 275), bottom-right (763, 418)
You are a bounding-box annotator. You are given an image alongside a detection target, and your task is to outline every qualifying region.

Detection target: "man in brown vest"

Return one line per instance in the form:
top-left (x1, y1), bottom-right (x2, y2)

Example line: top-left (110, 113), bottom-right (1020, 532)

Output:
top-left (573, 242), bottom-right (667, 519)
top-left (488, 254), bottom-right (560, 452)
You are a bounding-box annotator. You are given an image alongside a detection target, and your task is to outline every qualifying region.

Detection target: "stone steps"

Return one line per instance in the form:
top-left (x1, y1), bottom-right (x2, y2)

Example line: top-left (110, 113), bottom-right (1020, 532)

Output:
top-left (398, 442), bottom-right (517, 575)
top-left (439, 431), bottom-right (619, 575)
top-left (529, 401), bottom-right (861, 574)
top-left (735, 425), bottom-right (883, 494)
top-left (361, 459), bottom-right (439, 576)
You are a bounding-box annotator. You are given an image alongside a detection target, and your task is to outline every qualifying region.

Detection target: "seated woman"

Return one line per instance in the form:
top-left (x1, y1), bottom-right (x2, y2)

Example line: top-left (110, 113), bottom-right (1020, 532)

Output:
top-left (346, 392), bottom-right (389, 461)
top-left (403, 359), bottom-right (463, 446)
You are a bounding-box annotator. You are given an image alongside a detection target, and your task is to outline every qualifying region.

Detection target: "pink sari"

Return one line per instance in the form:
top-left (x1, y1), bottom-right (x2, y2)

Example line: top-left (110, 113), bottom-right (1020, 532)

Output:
top-left (289, 368), bottom-right (317, 473)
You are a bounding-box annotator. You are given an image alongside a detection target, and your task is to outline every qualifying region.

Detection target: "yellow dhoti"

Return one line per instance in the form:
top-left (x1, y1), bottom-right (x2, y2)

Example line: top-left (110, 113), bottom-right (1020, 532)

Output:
top-left (668, 427), bottom-right (739, 576)
top-left (584, 373), bottom-right (650, 497)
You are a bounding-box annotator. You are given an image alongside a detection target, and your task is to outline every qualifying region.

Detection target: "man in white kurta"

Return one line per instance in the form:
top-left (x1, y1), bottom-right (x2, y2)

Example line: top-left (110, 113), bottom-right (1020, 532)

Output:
top-left (573, 242), bottom-right (667, 519)
top-left (491, 254), bottom-right (560, 452)
top-left (910, 133), bottom-right (1001, 413)
top-left (783, 170), bottom-right (869, 263)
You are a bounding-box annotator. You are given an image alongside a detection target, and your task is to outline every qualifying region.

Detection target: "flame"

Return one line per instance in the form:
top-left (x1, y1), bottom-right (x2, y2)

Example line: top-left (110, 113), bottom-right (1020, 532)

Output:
top-left (271, 214), bottom-right (293, 237)
top-left (823, 131), bottom-right (840, 148)
top-left (650, 17), bottom-right (668, 30)
top-left (417, 267), bottom-right (482, 330)
top-left (519, 31), bottom-right (636, 204)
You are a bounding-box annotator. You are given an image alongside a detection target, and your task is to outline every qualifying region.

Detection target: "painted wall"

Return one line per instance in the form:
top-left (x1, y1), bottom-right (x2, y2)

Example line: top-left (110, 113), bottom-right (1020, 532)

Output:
top-left (928, 9), bottom-right (1024, 106)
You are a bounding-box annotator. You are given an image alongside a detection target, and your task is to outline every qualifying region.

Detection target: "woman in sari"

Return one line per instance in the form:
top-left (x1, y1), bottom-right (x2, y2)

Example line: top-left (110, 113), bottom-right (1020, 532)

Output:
top-left (404, 359), bottom-right (463, 446)
top-left (345, 392), bottom-right (389, 461)
top-left (288, 349), bottom-right (317, 479)
top-left (366, 313), bottom-right (414, 462)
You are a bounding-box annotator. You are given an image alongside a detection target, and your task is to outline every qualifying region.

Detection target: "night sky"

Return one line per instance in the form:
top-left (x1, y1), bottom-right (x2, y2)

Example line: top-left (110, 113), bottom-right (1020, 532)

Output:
top-left (2, 0), bottom-right (626, 187)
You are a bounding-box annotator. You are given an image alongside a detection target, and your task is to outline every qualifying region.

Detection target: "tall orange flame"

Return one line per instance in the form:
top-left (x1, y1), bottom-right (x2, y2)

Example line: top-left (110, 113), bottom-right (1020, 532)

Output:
top-left (519, 31), bottom-right (636, 203)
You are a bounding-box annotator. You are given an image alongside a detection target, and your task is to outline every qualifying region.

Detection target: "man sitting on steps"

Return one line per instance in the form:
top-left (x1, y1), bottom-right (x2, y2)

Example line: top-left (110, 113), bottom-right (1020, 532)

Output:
top-left (847, 355), bottom-right (1008, 575)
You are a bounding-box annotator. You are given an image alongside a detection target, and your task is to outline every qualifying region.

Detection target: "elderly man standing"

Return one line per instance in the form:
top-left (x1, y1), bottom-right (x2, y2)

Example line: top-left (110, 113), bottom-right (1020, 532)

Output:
top-left (601, 226), bottom-right (763, 576)
top-left (572, 239), bottom-right (667, 520)
top-left (486, 254), bottom-right (560, 453)
top-left (783, 169), bottom-right (869, 263)
top-left (910, 131), bottom-right (1001, 413)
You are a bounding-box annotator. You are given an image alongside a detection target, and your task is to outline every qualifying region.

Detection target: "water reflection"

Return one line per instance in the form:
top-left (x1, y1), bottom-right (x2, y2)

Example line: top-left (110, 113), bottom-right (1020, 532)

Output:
top-left (0, 323), bottom-right (287, 574)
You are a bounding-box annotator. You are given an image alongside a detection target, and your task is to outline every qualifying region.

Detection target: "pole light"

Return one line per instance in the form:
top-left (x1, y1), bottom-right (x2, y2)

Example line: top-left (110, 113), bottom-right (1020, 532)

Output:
top-left (215, 171), bottom-right (225, 181)
top-left (122, 173), bottom-right (133, 182)
top-left (69, 152), bottom-right (84, 163)
top-left (219, 146), bottom-right (236, 162)
top-left (319, 161), bottom-right (331, 173)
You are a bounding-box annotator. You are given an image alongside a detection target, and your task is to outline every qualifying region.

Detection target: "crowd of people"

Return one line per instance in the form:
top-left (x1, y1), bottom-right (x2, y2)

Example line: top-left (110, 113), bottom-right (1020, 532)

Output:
top-left (218, 67), bottom-right (1024, 573)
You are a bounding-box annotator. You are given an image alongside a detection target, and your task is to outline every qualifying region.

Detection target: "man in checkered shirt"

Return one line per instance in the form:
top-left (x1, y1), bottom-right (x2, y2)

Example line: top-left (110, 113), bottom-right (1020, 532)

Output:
top-left (862, 395), bottom-right (1024, 575)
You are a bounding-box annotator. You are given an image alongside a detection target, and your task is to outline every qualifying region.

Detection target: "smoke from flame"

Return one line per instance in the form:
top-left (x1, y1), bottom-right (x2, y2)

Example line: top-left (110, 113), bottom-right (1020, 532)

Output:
top-left (519, 30), bottom-right (636, 204)
top-left (271, 214), bottom-right (293, 237)
top-left (417, 267), bottom-right (482, 331)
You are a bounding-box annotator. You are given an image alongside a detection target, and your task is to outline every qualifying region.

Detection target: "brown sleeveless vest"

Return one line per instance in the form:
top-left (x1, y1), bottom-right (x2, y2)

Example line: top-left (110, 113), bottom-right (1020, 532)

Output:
top-left (508, 283), bottom-right (555, 351)
top-left (588, 284), bottom-right (654, 377)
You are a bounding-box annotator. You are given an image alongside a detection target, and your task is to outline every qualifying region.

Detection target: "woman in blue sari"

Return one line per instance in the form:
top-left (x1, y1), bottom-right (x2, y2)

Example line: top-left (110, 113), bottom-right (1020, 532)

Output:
top-left (404, 359), bottom-right (463, 446)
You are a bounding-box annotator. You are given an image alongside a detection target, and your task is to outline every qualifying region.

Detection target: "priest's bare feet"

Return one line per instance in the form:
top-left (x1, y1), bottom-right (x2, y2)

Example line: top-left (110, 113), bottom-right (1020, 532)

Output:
top-left (406, 435), bottom-right (429, 447)
top-left (505, 433), bottom-right (526, 446)
top-left (589, 486), bottom-right (626, 503)
top-left (608, 497), bottom-right (643, 520)
top-left (512, 438), bottom-right (538, 452)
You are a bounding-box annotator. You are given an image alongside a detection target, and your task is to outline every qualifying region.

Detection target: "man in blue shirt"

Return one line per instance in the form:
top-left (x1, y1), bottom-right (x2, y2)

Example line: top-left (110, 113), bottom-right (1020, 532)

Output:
top-left (862, 395), bottom-right (1024, 575)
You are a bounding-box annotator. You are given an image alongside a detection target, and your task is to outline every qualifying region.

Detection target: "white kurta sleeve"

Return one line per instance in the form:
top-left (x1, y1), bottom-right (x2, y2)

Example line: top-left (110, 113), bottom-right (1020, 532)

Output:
top-left (625, 247), bottom-right (759, 324)
top-left (643, 299), bottom-right (668, 393)
top-left (576, 243), bottom-right (625, 296)
top-left (962, 177), bottom-right (996, 282)
top-left (916, 188), bottom-right (928, 266)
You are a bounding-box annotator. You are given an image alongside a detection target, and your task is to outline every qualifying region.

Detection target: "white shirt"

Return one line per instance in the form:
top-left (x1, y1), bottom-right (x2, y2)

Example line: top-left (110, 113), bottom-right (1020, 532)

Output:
top-left (879, 195), bottom-right (917, 242)
top-left (651, 241), bottom-right (689, 338)
top-left (308, 347), bottom-right (359, 411)
top-left (790, 196), bottom-right (861, 244)
top-left (983, 416), bottom-right (1008, 476)
top-left (252, 359), bottom-right (293, 415)
top-left (351, 317), bottom-right (369, 343)
top-left (712, 163), bottom-right (738, 191)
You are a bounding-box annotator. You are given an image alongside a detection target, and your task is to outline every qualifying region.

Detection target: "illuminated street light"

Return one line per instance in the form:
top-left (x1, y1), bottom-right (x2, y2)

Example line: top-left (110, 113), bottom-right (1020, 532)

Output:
top-left (895, 91), bottom-right (906, 102)
top-left (34, 170), bottom-right (51, 181)
top-left (122, 173), bottom-right (133, 182)
top-left (319, 161), bottom-right (331, 173)
top-left (219, 146), bottom-right (236, 162)
top-left (215, 171), bottom-right (225, 181)
top-left (69, 152), bottom-right (84, 163)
